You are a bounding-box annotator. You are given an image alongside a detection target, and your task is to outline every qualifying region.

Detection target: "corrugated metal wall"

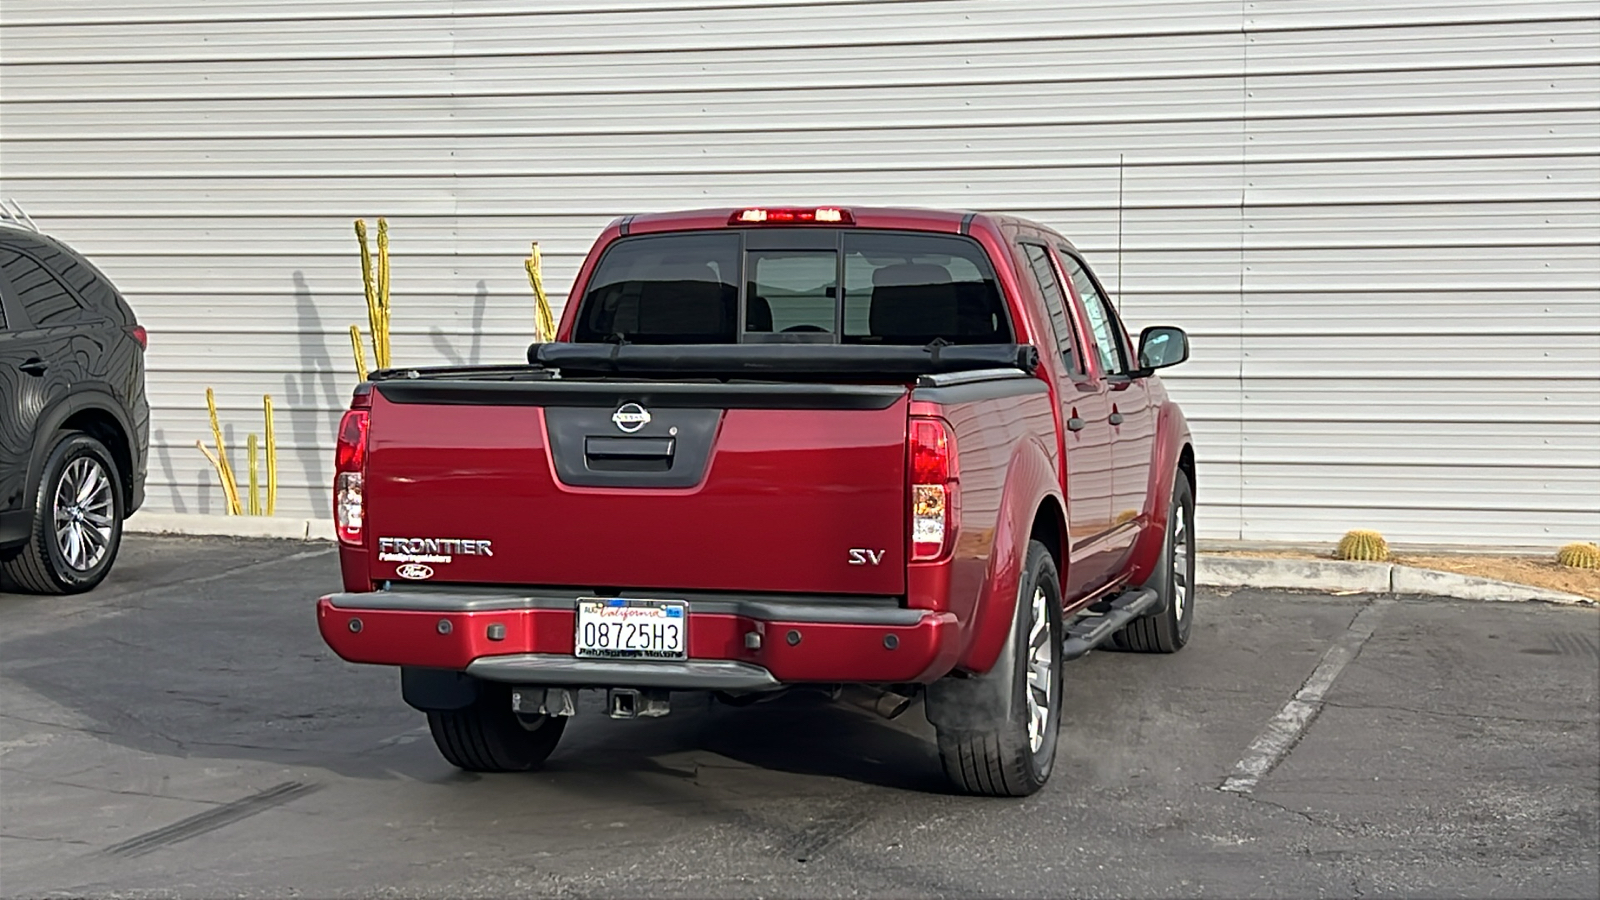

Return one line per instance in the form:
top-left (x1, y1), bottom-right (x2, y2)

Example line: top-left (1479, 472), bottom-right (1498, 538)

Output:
top-left (2, 0), bottom-right (1596, 546)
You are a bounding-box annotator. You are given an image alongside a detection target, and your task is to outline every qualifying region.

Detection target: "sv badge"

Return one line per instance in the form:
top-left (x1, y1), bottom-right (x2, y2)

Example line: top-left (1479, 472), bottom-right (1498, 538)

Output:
top-left (847, 548), bottom-right (886, 566)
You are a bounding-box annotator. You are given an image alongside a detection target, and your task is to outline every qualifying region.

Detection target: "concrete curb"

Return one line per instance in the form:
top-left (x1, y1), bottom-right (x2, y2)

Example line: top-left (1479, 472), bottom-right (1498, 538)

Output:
top-left (1197, 556), bottom-right (1595, 607)
top-left (126, 511), bottom-right (335, 542)
top-left (124, 513), bottom-right (1595, 607)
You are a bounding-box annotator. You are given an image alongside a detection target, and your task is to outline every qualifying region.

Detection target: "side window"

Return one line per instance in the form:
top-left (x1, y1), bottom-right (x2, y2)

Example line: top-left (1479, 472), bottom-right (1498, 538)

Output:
top-left (1060, 254), bottom-right (1128, 376)
top-left (0, 247), bottom-right (89, 328)
top-left (1020, 243), bottom-right (1080, 372)
top-left (34, 240), bottom-right (122, 319)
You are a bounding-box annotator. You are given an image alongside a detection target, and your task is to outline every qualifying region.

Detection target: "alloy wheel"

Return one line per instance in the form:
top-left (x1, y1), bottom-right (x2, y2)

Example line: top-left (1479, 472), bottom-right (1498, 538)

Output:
top-left (53, 457), bottom-right (115, 572)
top-left (1172, 502), bottom-right (1191, 621)
top-left (1025, 585), bottom-right (1053, 754)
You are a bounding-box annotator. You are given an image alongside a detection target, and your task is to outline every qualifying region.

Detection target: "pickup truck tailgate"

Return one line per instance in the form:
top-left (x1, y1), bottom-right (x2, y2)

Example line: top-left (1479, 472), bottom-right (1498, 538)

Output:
top-left (363, 380), bottom-right (909, 595)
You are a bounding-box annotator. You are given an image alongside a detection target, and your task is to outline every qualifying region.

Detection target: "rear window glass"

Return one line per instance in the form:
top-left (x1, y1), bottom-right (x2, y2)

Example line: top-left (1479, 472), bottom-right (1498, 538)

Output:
top-left (747, 250), bottom-right (836, 335)
top-left (840, 232), bottom-right (1009, 345)
top-left (573, 232), bottom-right (740, 344)
top-left (572, 230), bottom-right (1010, 345)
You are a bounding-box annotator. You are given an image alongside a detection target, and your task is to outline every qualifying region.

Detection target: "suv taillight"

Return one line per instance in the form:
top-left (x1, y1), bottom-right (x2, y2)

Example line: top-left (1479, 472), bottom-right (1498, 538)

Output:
top-left (125, 325), bottom-right (148, 350)
top-left (909, 417), bottom-right (958, 561)
top-left (334, 405), bottom-right (370, 546)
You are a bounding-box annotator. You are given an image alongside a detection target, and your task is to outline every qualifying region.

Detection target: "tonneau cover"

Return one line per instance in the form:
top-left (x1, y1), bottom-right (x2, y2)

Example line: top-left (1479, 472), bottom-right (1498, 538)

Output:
top-left (528, 342), bottom-right (1039, 379)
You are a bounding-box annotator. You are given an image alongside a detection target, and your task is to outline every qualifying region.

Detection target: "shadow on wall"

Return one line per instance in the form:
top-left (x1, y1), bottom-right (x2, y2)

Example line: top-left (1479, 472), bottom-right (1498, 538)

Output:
top-left (284, 271), bottom-right (344, 517)
top-left (429, 279), bottom-right (488, 366)
top-left (150, 427), bottom-right (187, 513)
top-left (152, 427), bottom-right (216, 515)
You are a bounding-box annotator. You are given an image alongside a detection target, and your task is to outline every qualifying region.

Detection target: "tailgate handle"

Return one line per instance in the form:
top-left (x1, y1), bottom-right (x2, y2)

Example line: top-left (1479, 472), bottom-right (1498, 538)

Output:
top-left (584, 436), bottom-right (676, 460)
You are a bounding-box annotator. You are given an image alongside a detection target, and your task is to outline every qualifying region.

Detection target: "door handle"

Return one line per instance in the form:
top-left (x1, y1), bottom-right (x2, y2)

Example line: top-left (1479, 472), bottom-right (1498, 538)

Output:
top-left (1067, 416), bottom-right (1085, 432)
top-left (19, 358), bottom-right (48, 376)
top-left (1109, 412), bottom-right (1124, 426)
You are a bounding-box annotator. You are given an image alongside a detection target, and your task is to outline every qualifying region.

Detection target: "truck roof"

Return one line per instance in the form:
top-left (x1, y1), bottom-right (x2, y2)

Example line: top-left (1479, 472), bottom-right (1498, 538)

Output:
top-left (616, 206), bottom-right (1004, 236)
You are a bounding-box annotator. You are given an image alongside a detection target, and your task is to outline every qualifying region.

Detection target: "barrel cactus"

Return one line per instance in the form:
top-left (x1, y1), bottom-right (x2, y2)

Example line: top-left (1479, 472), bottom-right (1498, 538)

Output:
top-left (1555, 542), bottom-right (1600, 569)
top-left (1336, 530), bottom-right (1390, 562)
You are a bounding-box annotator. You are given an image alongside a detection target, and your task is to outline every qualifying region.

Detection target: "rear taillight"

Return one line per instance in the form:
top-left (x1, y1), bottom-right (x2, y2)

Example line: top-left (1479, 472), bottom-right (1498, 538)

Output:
top-left (126, 325), bottom-right (147, 350)
top-left (909, 417), bottom-right (958, 561)
top-left (334, 407), bottom-right (370, 546)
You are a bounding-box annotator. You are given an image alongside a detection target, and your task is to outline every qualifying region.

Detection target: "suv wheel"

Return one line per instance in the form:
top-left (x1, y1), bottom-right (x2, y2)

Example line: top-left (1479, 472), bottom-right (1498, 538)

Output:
top-left (928, 539), bottom-right (1064, 796)
top-left (2, 432), bottom-right (125, 595)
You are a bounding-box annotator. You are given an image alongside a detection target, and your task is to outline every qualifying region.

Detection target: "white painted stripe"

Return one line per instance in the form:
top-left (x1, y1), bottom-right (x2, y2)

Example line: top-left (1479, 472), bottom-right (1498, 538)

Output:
top-left (1220, 600), bottom-right (1387, 794)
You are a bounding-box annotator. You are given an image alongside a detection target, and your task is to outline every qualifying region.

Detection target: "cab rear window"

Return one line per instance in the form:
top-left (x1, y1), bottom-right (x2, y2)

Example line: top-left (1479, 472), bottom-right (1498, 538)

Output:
top-left (573, 230), bottom-right (1012, 345)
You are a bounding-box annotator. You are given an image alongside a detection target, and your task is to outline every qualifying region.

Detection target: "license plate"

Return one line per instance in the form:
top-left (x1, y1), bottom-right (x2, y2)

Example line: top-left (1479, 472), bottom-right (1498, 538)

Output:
top-left (575, 598), bottom-right (687, 660)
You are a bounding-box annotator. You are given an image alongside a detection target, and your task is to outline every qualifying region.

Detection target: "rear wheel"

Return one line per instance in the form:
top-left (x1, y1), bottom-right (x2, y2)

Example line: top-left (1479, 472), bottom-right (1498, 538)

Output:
top-left (930, 540), bottom-right (1063, 797)
top-left (1, 432), bottom-right (124, 595)
top-left (1112, 470), bottom-right (1195, 653)
top-left (426, 682), bottom-right (567, 772)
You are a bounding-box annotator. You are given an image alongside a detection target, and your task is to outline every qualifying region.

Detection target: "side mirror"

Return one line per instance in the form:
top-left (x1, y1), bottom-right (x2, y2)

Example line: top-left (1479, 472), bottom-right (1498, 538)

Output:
top-left (1137, 326), bottom-right (1189, 373)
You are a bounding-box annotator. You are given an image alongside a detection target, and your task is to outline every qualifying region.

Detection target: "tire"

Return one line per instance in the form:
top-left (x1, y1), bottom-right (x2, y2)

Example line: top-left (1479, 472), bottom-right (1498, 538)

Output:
top-left (1112, 470), bottom-right (1195, 653)
top-left (1, 432), bottom-right (125, 595)
top-left (931, 540), bottom-right (1064, 797)
top-left (426, 681), bottom-right (567, 772)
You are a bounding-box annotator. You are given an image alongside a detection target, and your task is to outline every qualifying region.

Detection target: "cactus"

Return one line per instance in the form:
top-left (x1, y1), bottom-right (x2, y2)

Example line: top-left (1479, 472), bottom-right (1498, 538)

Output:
top-left (1556, 541), bottom-right (1600, 569)
top-left (353, 217), bottom-right (393, 374)
top-left (349, 324), bottom-right (368, 382)
top-left (247, 434), bottom-right (261, 516)
top-left (1336, 529), bottom-right (1390, 562)
top-left (203, 387), bottom-right (243, 515)
top-left (263, 394), bottom-right (277, 516)
top-left (526, 241), bottom-right (556, 343)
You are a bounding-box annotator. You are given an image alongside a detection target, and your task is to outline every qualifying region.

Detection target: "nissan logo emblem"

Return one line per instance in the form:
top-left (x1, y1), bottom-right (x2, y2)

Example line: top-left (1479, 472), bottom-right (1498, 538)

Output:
top-left (612, 402), bottom-right (651, 434)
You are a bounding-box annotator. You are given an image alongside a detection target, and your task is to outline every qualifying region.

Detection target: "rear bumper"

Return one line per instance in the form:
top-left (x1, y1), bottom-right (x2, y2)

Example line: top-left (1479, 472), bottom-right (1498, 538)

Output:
top-left (317, 588), bottom-right (961, 688)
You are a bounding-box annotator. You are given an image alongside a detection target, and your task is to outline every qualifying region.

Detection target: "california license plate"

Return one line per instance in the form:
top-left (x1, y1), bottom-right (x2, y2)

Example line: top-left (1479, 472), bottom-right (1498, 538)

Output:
top-left (575, 598), bottom-right (687, 660)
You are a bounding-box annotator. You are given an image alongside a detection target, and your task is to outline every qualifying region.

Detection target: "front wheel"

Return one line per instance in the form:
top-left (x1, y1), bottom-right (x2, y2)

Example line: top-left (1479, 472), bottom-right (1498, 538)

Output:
top-left (1112, 469), bottom-right (1195, 653)
top-left (427, 682), bottom-right (567, 772)
top-left (1, 432), bottom-right (125, 595)
top-left (929, 539), bottom-right (1064, 797)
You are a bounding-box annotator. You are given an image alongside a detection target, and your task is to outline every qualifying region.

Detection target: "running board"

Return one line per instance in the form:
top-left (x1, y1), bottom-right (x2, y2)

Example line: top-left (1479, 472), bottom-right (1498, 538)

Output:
top-left (1061, 587), bottom-right (1159, 661)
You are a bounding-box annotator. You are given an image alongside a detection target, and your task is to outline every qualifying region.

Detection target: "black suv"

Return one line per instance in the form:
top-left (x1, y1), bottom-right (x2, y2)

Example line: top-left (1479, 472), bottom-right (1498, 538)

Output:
top-left (0, 211), bottom-right (149, 594)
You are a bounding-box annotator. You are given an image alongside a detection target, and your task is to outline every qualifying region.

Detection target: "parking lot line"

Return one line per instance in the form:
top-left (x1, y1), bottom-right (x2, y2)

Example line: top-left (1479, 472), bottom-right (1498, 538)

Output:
top-left (1220, 599), bottom-right (1388, 794)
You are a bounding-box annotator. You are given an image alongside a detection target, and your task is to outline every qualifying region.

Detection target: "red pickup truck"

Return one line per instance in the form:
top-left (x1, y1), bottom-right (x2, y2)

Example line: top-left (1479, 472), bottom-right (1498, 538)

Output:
top-left (317, 206), bottom-right (1195, 796)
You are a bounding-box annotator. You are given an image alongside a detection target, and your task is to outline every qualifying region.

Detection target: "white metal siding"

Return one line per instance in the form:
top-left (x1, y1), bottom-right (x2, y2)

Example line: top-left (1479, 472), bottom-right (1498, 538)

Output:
top-left (1, 0), bottom-right (1596, 546)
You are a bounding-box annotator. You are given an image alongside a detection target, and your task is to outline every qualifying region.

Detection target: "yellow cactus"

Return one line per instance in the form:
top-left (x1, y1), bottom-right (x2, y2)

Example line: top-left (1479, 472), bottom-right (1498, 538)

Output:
top-left (376, 217), bottom-right (391, 368)
top-left (354, 218), bottom-right (392, 372)
top-left (526, 241), bottom-right (556, 343)
top-left (263, 394), bottom-right (277, 516)
top-left (203, 387), bottom-right (243, 515)
top-left (1336, 529), bottom-right (1390, 562)
top-left (247, 434), bottom-right (261, 516)
top-left (1556, 542), bottom-right (1600, 569)
top-left (349, 324), bottom-right (368, 382)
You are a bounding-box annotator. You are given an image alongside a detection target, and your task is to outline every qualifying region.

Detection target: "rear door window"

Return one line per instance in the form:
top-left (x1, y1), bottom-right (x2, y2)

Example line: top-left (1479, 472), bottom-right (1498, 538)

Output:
top-left (571, 230), bottom-right (1011, 345)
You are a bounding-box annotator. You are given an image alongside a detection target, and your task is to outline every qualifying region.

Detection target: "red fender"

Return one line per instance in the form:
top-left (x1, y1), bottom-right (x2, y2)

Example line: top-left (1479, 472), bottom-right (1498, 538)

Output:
top-left (954, 434), bottom-right (1064, 674)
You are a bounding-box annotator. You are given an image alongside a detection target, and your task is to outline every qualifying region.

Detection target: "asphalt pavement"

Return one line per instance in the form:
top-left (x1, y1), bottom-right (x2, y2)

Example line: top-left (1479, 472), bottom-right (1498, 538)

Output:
top-left (2, 535), bottom-right (1596, 898)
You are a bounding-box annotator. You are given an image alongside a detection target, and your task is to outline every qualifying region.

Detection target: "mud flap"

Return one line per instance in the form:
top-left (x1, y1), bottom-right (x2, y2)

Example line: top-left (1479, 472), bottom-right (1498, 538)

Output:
top-left (923, 593), bottom-right (1021, 733)
top-left (401, 667), bottom-right (480, 711)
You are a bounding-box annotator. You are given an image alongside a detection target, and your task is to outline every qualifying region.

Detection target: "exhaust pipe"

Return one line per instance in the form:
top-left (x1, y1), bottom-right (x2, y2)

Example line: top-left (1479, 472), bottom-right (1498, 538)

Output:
top-left (839, 685), bottom-right (915, 720)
